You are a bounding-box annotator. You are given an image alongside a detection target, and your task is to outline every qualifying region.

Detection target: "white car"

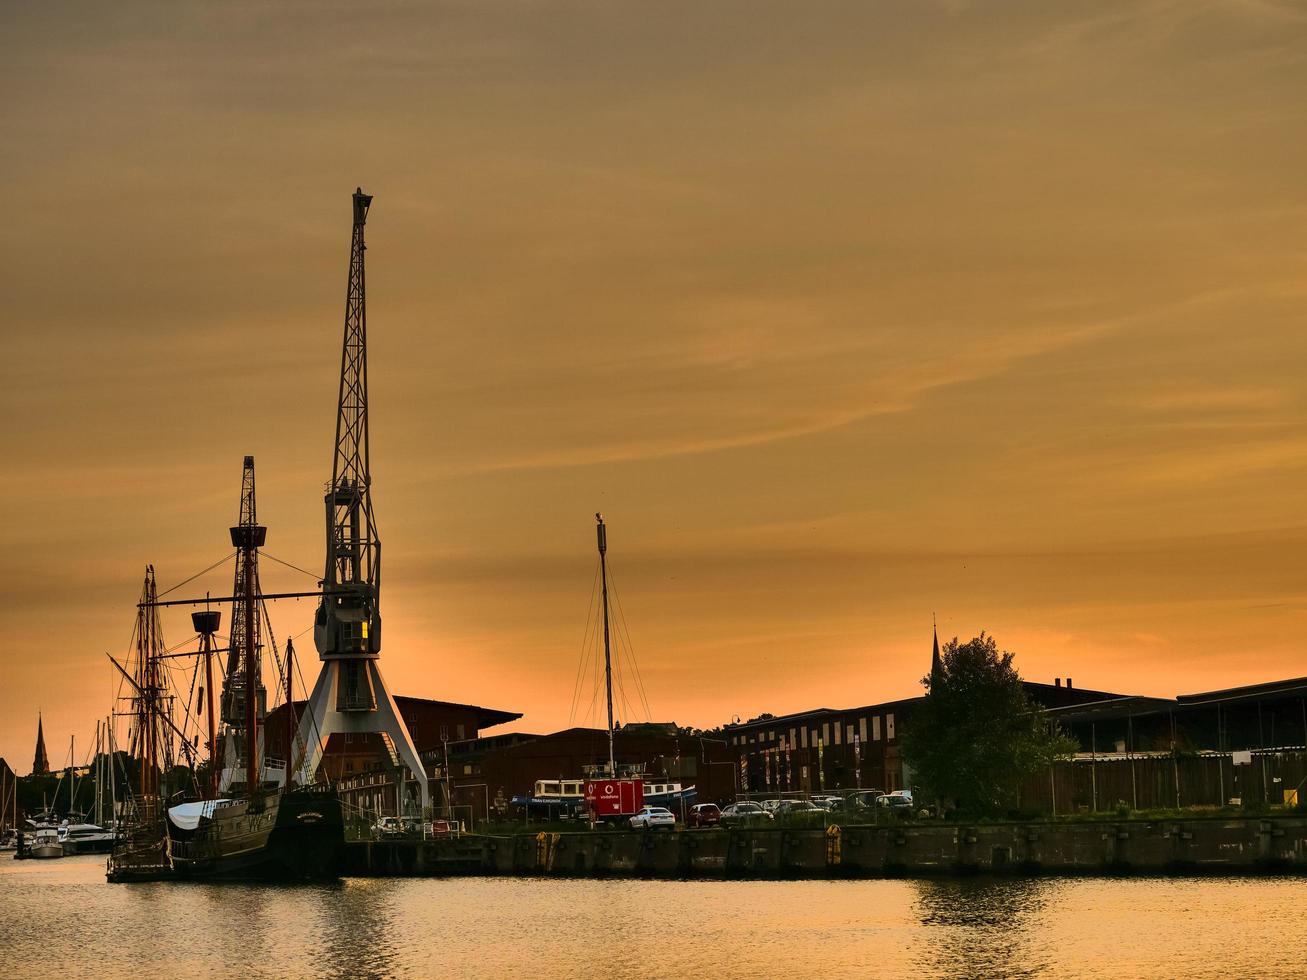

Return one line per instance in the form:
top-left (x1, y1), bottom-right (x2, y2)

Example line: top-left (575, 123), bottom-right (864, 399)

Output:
top-left (629, 806), bottom-right (677, 830)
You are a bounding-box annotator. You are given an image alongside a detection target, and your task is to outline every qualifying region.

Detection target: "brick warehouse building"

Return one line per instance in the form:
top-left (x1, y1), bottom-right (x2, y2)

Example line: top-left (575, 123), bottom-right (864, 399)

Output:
top-left (331, 722), bottom-right (739, 823)
top-left (726, 678), bottom-right (1126, 797)
top-left (263, 695), bottom-right (522, 786)
top-left (439, 725), bottom-right (738, 821)
top-left (725, 698), bottom-right (920, 796)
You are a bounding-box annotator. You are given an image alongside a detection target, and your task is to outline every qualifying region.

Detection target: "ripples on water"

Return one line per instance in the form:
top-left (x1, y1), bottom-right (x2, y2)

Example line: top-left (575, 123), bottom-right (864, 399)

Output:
top-left (2, 855), bottom-right (1301, 979)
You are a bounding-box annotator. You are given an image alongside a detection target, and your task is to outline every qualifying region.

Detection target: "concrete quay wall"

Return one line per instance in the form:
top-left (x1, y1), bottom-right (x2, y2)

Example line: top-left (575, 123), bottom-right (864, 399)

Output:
top-left (339, 815), bottom-right (1307, 878)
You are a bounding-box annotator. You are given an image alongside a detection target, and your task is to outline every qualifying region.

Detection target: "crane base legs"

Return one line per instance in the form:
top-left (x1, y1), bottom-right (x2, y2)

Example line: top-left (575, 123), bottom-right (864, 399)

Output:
top-left (290, 659), bottom-right (430, 811)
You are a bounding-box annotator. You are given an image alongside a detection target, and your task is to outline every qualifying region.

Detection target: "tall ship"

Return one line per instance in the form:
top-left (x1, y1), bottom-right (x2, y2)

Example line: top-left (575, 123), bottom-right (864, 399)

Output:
top-left (161, 456), bottom-right (344, 880)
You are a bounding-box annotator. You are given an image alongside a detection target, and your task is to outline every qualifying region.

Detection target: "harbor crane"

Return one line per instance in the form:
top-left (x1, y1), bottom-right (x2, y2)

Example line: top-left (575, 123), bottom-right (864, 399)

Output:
top-left (291, 189), bottom-right (430, 811)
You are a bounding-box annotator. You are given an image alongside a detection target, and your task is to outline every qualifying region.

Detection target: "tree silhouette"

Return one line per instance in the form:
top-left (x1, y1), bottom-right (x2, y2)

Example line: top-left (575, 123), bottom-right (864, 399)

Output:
top-left (903, 633), bottom-right (1075, 816)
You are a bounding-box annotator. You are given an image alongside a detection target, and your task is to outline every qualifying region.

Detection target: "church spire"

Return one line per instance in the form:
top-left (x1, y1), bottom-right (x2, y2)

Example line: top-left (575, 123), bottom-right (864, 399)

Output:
top-left (929, 615), bottom-right (944, 692)
top-left (32, 713), bottom-right (49, 775)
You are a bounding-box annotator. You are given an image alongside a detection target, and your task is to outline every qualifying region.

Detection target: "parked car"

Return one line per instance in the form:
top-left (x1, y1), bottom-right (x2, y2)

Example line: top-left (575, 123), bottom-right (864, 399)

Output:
top-left (848, 790), bottom-right (887, 810)
top-left (876, 794), bottom-right (914, 813)
top-left (687, 803), bottom-right (722, 828)
top-left (776, 799), bottom-right (824, 816)
top-left (719, 802), bottom-right (774, 826)
top-left (630, 806), bottom-right (677, 830)
top-left (373, 816), bottom-right (407, 838)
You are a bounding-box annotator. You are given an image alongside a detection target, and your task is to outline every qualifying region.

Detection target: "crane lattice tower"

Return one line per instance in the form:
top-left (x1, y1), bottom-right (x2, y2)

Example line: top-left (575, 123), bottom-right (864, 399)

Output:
top-left (291, 189), bottom-right (429, 810)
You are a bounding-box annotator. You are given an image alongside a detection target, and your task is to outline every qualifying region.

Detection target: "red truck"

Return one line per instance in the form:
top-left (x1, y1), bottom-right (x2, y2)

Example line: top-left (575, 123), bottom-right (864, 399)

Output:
top-left (583, 779), bottom-right (645, 820)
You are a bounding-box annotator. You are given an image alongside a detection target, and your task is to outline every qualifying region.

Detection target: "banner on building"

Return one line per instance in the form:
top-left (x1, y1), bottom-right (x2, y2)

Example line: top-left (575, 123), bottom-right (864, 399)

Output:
top-left (854, 733), bottom-right (861, 789)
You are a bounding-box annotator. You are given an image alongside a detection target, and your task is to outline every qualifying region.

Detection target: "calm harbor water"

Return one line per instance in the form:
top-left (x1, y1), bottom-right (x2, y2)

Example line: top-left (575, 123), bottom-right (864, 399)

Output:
top-left (2, 855), bottom-right (1301, 978)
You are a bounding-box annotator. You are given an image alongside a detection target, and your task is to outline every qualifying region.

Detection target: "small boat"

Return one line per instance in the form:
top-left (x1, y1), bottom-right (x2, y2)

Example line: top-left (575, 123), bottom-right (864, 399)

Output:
top-left (29, 828), bottom-right (65, 859)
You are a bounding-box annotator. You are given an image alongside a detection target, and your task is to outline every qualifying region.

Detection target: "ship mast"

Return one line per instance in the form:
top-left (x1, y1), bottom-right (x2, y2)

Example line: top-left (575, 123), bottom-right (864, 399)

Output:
top-left (221, 456), bottom-right (267, 796)
top-left (135, 567), bottom-right (163, 814)
top-left (597, 514), bottom-right (615, 778)
top-left (192, 606), bottom-right (222, 798)
top-left (284, 636), bottom-right (296, 790)
top-left (229, 458), bottom-right (267, 797)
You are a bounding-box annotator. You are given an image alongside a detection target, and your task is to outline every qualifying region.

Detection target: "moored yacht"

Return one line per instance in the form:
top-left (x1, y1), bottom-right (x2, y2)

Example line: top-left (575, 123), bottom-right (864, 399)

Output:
top-left (59, 822), bottom-right (116, 855)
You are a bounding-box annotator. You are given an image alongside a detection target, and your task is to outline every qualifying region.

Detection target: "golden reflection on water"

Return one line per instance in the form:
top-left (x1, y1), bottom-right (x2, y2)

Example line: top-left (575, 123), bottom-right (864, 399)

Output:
top-left (2, 856), bottom-right (1303, 979)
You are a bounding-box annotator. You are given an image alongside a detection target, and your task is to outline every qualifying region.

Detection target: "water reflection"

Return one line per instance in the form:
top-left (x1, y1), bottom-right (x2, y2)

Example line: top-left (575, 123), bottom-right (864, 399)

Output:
top-left (912, 878), bottom-right (1053, 979)
top-left (4, 858), bottom-right (1305, 979)
top-left (317, 879), bottom-right (397, 980)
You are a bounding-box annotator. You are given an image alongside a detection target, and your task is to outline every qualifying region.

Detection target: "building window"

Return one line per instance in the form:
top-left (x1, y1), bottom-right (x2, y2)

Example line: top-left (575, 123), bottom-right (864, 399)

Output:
top-left (833, 724), bottom-right (842, 745)
top-left (859, 717), bottom-right (868, 742)
top-left (887, 713), bottom-right (896, 740)
top-left (873, 716), bottom-right (881, 741)
top-left (790, 728), bottom-right (797, 747)
top-left (847, 724), bottom-right (854, 743)
top-left (801, 728), bottom-right (809, 749)
top-left (822, 723), bottom-right (830, 745)
top-left (457, 724), bottom-right (466, 740)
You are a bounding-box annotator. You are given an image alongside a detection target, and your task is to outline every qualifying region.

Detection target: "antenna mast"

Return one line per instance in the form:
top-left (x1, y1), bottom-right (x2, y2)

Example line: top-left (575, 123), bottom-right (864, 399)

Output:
top-left (597, 514), bottom-right (615, 777)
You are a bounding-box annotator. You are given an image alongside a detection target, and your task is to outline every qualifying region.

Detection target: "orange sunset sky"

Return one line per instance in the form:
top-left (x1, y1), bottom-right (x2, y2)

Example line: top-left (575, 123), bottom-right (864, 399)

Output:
top-left (3, 1), bottom-right (1306, 768)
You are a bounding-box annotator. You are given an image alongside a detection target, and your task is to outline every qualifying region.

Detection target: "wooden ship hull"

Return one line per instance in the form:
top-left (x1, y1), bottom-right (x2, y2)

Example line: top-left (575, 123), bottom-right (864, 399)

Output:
top-left (166, 785), bottom-right (344, 880)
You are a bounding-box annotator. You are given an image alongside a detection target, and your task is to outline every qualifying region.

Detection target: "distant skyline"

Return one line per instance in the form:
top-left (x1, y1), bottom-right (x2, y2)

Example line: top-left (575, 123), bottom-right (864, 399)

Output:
top-left (4, 1), bottom-right (1307, 767)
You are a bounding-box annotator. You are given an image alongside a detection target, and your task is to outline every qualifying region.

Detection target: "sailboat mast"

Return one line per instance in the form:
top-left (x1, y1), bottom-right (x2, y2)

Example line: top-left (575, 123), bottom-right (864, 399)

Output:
top-left (596, 514), bottom-right (615, 778)
top-left (284, 637), bottom-right (295, 790)
top-left (107, 716), bottom-right (117, 826)
top-left (94, 721), bottom-right (102, 826)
